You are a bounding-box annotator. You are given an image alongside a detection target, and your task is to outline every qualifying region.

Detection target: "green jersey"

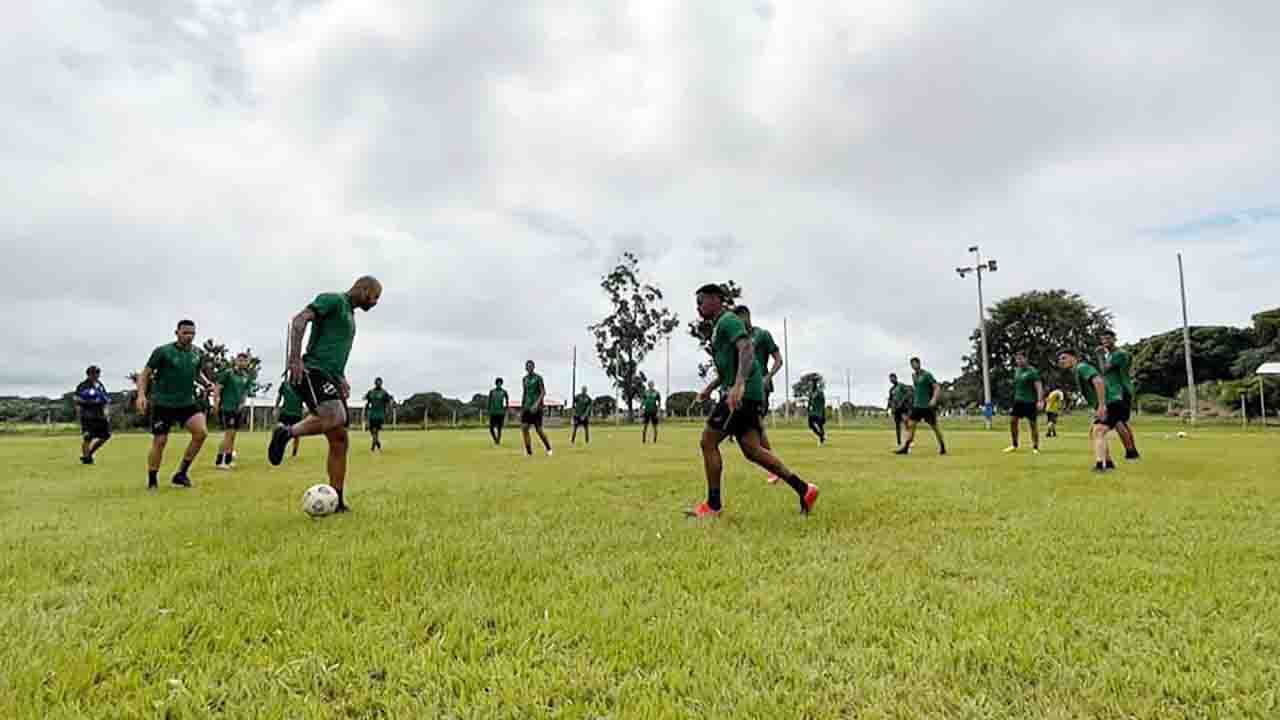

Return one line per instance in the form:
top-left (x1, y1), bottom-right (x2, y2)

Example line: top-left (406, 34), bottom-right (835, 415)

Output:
top-left (488, 387), bottom-right (509, 416)
top-left (808, 391), bottom-right (825, 418)
top-left (751, 327), bottom-right (779, 383)
top-left (364, 388), bottom-right (392, 420)
top-left (145, 343), bottom-right (203, 408)
top-left (642, 390), bottom-right (660, 413)
top-left (302, 292), bottom-right (356, 380)
top-left (574, 393), bottom-right (593, 417)
top-left (1103, 350), bottom-right (1135, 400)
top-left (889, 383), bottom-right (912, 409)
top-left (711, 310), bottom-right (765, 402)
top-left (1070, 361), bottom-right (1121, 407)
top-left (912, 370), bottom-right (938, 409)
top-left (216, 369), bottom-right (251, 412)
top-left (1013, 366), bottom-right (1042, 404)
top-left (278, 382), bottom-right (303, 417)
top-left (522, 373), bottom-right (545, 411)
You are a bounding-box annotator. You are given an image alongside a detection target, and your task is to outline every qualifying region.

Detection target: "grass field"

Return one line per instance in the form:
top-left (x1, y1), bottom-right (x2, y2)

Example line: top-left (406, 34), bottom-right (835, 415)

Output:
top-left (2, 418), bottom-right (1278, 718)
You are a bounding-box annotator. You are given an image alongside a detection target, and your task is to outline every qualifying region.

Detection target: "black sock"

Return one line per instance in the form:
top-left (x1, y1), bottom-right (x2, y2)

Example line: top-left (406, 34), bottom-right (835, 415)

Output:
top-left (1105, 459), bottom-right (1116, 469)
top-left (178, 459), bottom-right (191, 475)
top-left (783, 474), bottom-right (807, 496)
top-left (1095, 461), bottom-right (1105, 470)
top-left (336, 488), bottom-right (345, 506)
top-left (707, 487), bottom-right (722, 510)
top-left (215, 453), bottom-right (224, 465)
top-left (148, 470), bottom-right (158, 485)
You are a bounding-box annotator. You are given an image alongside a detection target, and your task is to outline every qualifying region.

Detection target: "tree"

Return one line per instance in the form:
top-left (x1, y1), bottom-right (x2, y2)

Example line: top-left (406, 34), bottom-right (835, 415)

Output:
top-left (592, 395), bottom-right (617, 417)
top-left (955, 290), bottom-right (1113, 409)
top-left (685, 280), bottom-right (743, 381)
top-left (588, 253), bottom-right (680, 419)
top-left (1130, 327), bottom-right (1254, 397)
top-left (666, 391), bottom-right (700, 416)
top-left (792, 372), bottom-right (825, 401)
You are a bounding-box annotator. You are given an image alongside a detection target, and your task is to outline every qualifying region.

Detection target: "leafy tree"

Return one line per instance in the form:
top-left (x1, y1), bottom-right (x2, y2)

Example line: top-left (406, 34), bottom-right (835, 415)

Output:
top-left (685, 280), bottom-right (743, 380)
top-left (589, 253), bottom-right (680, 419)
top-left (1129, 327), bottom-right (1254, 397)
top-left (792, 372), bottom-right (825, 401)
top-left (666, 391), bottom-right (700, 416)
top-left (469, 393), bottom-right (489, 413)
top-left (592, 395), bottom-right (617, 418)
top-left (956, 290), bottom-right (1113, 409)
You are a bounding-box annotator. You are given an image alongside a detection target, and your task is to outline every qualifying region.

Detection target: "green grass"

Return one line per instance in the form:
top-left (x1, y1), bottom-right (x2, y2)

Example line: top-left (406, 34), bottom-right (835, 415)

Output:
top-left (2, 418), bottom-right (1278, 718)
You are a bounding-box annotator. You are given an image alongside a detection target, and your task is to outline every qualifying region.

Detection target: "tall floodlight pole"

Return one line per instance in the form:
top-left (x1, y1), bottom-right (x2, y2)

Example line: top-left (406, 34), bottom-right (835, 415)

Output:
top-left (665, 336), bottom-right (671, 403)
top-left (956, 246), bottom-right (998, 429)
top-left (571, 345), bottom-right (577, 406)
top-left (783, 318), bottom-right (791, 420)
top-left (846, 369), bottom-right (852, 415)
top-left (1177, 253), bottom-right (1197, 424)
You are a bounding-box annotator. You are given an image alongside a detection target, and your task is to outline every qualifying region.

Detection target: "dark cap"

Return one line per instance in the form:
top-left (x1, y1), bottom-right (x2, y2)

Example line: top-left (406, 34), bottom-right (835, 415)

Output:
top-left (86, 365), bottom-right (101, 374)
top-left (696, 283), bottom-right (727, 298)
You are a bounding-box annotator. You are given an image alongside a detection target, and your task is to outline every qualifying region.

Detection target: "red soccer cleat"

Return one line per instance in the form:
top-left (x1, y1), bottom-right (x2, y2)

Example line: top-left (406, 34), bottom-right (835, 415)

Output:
top-left (686, 501), bottom-right (722, 519)
top-left (800, 484), bottom-right (819, 515)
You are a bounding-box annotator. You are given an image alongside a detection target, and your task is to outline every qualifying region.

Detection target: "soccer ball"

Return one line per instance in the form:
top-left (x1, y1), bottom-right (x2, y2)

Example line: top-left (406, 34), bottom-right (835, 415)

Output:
top-left (302, 484), bottom-right (339, 517)
top-left (1177, 431), bottom-right (1188, 439)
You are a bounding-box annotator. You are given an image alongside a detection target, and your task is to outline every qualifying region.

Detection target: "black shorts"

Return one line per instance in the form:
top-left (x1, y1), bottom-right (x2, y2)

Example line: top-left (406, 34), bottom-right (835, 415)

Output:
top-left (760, 391), bottom-right (772, 417)
top-left (368, 418), bottom-right (384, 432)
top-left (1011, 401), bottom-right (1037, 420)
top-left (573, 415), bottom-right (589, 427)
top-left (643, 411), bottom-right (659, 425)
top-left (278, 413), bottom-right (303, 427)
top-left (706, 399), bottom-right (764, 439)
top-left (81, 417), bottom-right (111, 441)
top-left (1046, 412), bottom-right (1059, 423)
top-left (293, 369), bottom-right (343, 411)
top-left (809, 414), bottom-right (826, 425)
top-left (151, 405), bottom-right (201, 435)
top-left (490, 414), bottom-right (506, 430)
top-left (893, 408), bottom-right (909, 424)
top-left (219, 410), bottom-right (244, 430)
top-left (909, 407), bottom-right (938, 425)
top-left (521, 409), bottom-right (544, 427)
top-left (1095, 400), bottom-right (1131, 429)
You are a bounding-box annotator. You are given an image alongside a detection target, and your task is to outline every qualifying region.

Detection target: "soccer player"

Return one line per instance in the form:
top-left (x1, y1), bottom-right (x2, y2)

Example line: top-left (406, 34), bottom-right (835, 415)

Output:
top-left (689, 283), bottom-right (819, 518)
top-left (212, 352), bottom-right (251, 470)
top-left (274, 375), bottom-right (304, 458)
top-left (1044, 387), bottom-right (1065, 438)
top-left (887, 373), bottom-right (912, 446)
top-left (75, 365), bottom-right (112, 464)
top-left (1057, 349), bottom-right (1118, 473)
top-left (520, 360), bottom-right (552, 457)
top-left (364, 378), bottom-right (394, 452)
top-left (1003, 351), bottom-right (1044, 454)
top-left (487, 378), bottom-right (509, 445)
top-left (641, 381), bottom-right (661, 444)
top-left (808, 384), bottom-right (827, 445)
top-left (1099, 331), bottom-right (1141, 460)
top-left (269, 276), bottom-right (383, 513)
top-left (571, 385), bottom-right (593, 445)
top-left (895, 357), bottom-right (946, 455)
top-left (136, 320), bottom-right (212, 489)
top-left (733, 306), bottom-right (784, 482)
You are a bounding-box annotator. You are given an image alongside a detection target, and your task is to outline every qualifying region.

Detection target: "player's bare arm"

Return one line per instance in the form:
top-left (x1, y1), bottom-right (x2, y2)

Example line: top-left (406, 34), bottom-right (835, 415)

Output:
top-left (136, 369), bottom-right (151, 413)
top-left (287, 308), bottom-right (316, 383)
top-left (729, 337), bottom-right (754, 410)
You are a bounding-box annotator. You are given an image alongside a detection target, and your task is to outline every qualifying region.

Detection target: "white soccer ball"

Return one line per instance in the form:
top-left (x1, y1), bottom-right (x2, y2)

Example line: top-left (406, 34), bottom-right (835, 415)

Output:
top-left (1177, 431), bottom-right (1188, 439)
top-left (302, 484), bottom-right (339, 517)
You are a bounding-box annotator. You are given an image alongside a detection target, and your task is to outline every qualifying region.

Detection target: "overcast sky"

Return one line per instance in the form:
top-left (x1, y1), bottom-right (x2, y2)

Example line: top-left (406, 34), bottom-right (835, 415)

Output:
top-left (3, 0), bottom-right (1277, 404)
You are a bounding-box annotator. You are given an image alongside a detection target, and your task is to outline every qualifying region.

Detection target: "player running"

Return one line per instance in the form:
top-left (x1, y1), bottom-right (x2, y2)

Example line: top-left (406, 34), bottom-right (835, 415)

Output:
top-left (136, 320), bottom-right (212, 489)
top-left (274, 375), bottom-right (304, 458)
top-left (269, 276), bottom-right (383, 513)
top-left (520, 360), bottom-right (552, 457)
top-left (571, 385), bottom-right (593, 445)
top-left (1057, 348), bottom-right (1118, 473)
top-left (1045, 387), bottom-right (1064, 437)
top-left (364, 378), bottom-right (394, 452)
top-left (487, 378), bottom-right (509, 445)
top-left (1099, 331), bottom-right (1141, 460)
top-left (887, 373), bottom-right (912, 446)
top-left (213, 352), bottom-right (251, 470)
top-left (75, 365), bottom-right (112, 465)
top-left (689, 283), bottom-right (818, 518)
top-left (732, 306), bottom-right (784, 483)
top-left (808, 384), bottom-right (827, 445)
top-left (1003, 351), bottom-right (1044, 454)
top-left (895, 357), bottom-right (947, 455)
top-left (641, 381), bottom-right (662, 444)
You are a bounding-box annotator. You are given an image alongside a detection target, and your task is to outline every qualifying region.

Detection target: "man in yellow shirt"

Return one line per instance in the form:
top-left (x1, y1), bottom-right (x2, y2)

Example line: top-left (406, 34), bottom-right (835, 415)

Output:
top-left (1044, 388), bottom-right (1065, 438)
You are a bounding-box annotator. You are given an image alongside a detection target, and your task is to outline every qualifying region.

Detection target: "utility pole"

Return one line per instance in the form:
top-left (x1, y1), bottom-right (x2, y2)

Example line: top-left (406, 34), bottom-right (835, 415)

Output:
top-left (1178, 253), bottom-right (1197, 424)
top-left (957, 246), bottom-right (998, 429)
top-left (783, 317), bottom-right (791, 420)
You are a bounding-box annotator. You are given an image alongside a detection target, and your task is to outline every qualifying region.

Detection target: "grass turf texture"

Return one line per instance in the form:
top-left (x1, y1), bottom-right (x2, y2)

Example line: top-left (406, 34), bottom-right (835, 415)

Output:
top-left (2, 419), bottom-right (1278, 719)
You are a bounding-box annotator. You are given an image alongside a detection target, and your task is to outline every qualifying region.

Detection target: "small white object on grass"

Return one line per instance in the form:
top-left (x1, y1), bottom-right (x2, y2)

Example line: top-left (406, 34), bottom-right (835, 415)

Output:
top-left (301, 484), bottom-right (339, 516)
